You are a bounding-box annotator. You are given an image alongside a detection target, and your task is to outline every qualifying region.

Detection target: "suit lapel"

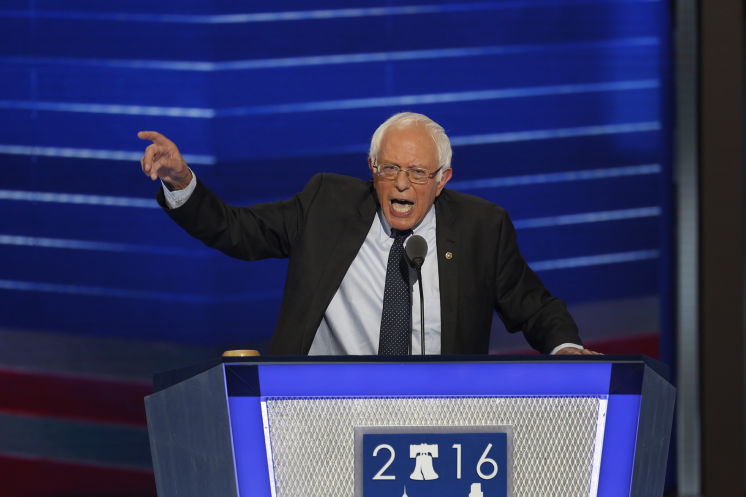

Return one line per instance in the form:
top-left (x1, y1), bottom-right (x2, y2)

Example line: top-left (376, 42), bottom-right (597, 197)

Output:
top-left (302, 186), bottom-right (378, 351)
top-left (435, 192), bottom-right (459, 354)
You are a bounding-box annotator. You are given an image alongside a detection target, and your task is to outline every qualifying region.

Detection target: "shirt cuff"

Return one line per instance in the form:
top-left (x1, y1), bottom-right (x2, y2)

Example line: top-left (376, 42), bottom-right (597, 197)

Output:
top-left (161, 169), bottom-right (196, 209)
top-left (550, 342), bottom-right (584, 355)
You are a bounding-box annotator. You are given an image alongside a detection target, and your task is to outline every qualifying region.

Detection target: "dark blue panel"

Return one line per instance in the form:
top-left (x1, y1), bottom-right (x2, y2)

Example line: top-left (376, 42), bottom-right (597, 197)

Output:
top-left (609, 363), bottom-right (645, 394)
top-left (196, 157), bottom-right (366, 203)
top-left (0, 156), bottom-right (192, 197)
top-left (27, 19), bottom-right (215, 59)
top-left (1, 1), bottom-right (29, 9)
top-left (537, 259), bottom-right (659, 302)
top-left (208, 43), bottom-right (661, 107)
top-left (515, 217), bottom-right (660, 261)
top-left (201, 4), bottom-right (661, 61)
top-left (210, 96), bottom-right (660, 162)
top-left (473, 174), bottom-right (662, 219)
top-left (225, 365), bottom-right (261, 396)
top-left (0, 110), bottom-right (36, 142)
top-left (30, 66), bottom-right (213, 107)
top-left (0, 287), bottom-right (280, 343)
top-left (0, 66), bottom-right (31, 99)
top-left (452, 132), bottom-right (663, 179)
top-left (0, 18), bottom-right (31, 56)
top-left (33, 0), bottom-right (425, 14)
top-left (0, 232), bottom-right (289, 295)
top-left (33, 0), bottom-right (218, 12)
top-left (6, 2), bottom-right (665, 59)
top-left (8, 112), bottom-right (212, 153)
top-left (0, 40), bottom-right (661, 106)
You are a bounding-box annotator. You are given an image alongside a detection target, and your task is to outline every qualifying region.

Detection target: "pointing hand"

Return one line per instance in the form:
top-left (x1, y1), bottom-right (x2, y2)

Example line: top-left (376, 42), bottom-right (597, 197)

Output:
top-left (138, 131), bottom-right (192, 190)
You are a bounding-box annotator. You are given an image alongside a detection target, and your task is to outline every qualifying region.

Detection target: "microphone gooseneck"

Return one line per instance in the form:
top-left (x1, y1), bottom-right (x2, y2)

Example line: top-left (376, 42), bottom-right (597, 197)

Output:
top-left (405, 235), bottom-right (428, 355)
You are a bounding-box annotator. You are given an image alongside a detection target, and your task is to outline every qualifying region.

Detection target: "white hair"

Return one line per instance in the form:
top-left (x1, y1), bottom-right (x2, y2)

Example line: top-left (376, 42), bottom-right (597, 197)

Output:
top-left (369, 112), bottom-right (452, 178)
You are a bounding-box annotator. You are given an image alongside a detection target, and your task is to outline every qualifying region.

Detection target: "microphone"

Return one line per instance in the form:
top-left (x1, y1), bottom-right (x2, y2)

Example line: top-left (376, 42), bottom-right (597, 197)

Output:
top-left (405, 235), bottom-right (428, 355)
top-left (405, 235), bottom-right (428, 269)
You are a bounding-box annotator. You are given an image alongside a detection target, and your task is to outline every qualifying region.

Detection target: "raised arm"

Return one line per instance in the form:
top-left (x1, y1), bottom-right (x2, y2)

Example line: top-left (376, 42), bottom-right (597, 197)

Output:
top-left (137, 130), bottom-right (323, 261)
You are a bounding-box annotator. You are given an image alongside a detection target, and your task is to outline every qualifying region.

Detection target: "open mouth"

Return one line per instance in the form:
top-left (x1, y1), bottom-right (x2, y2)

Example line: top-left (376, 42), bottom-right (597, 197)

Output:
top-left (391, 199), bottom-right (414, 214)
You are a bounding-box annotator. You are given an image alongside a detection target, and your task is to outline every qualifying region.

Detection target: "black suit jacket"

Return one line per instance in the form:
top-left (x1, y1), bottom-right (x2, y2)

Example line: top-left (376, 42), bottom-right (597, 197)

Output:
top-left (158, 173), bottom-right (581, 355)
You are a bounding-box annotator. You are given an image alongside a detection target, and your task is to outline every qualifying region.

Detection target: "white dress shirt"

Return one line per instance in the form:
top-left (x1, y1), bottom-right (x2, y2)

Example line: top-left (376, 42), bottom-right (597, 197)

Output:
top-left (309, 205), bottom-right (442, 355)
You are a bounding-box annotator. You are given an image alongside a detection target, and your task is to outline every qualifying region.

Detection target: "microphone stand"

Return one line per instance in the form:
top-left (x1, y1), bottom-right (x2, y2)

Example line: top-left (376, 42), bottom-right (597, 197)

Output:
top-left (404, 235), bottom-right (427, 355)
top-left (416, 267), bottom-right (425, 355)
top-left (405, 234), bottom-right (428, 356)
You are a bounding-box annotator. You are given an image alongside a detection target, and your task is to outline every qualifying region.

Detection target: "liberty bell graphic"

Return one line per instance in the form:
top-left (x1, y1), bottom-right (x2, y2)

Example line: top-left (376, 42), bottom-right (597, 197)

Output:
top-left (409, 443), bottom-right (439, 480)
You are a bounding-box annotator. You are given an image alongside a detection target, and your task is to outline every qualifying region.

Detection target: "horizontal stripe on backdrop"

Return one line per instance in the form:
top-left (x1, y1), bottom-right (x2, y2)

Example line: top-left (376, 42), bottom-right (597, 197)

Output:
top-left (0, 411), bottom-right (151, 469)
top-left (529, 249), bottom-right (659, 271)
top-left (0, 80), bottom-right (658, 117)
top-left (319, 122), bottom-right (662, 157)
top-left (0, 144), bottom-right (216, 164)
top-left (0, 368), bottom-right (149, 426)
top-left (0, 189), bottom-right (158, 208)
top-left (0, 455), bottom-right (156, 497)
top-left (0, 37), bottom-right (659, 71)
top-left (0, 234), bottom-right (209, 257)
top-left (513, 207), bottom-right (661, 229)
top-left (448, 164), bottom-right (661, 190)
top-left (0, 279), bottom-right (283, 302)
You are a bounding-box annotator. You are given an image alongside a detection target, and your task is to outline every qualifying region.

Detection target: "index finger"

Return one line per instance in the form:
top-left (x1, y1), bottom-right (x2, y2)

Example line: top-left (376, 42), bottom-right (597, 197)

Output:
top-left (137, 130), bottom-right (173, 147)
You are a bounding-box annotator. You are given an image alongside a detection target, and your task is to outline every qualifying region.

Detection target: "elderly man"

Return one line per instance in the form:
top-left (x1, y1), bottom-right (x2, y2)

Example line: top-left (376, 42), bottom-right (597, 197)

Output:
top-left (139, 112), bottom-right (595, 356)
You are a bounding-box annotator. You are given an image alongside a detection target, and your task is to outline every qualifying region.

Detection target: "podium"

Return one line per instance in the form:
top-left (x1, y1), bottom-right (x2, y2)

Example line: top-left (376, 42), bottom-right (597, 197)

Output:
top-left (145, 356), bottom-right (674, 497)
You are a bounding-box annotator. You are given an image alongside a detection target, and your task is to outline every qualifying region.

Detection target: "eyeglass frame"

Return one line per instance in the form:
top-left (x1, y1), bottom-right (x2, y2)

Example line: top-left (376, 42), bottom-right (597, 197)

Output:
top-left (372, 160), bottom-right (444, 184)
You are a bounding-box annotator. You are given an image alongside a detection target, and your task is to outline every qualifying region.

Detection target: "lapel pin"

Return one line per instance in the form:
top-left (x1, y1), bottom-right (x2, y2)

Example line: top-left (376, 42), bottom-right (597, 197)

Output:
top-left (445, 251), bottom-right (453, 260)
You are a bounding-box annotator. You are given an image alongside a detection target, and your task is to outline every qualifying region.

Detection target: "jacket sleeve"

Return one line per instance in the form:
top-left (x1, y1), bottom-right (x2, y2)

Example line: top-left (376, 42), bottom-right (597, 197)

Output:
top-left (493, 211), bottom-right (582, 353)
top-left (156, 174), bottom-right (326, 261)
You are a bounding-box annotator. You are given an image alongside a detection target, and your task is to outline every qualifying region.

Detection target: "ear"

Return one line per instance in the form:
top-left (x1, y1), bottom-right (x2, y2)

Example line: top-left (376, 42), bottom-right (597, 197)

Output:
top-left (368, 157), bottom-right (375, 176)
top-left (435, 168), bottom-right (452, 196)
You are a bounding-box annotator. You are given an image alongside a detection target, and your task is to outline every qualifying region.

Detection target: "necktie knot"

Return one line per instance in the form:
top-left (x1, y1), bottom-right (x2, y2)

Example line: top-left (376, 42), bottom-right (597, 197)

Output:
top-left (393, 229), bottom-right (412, 243)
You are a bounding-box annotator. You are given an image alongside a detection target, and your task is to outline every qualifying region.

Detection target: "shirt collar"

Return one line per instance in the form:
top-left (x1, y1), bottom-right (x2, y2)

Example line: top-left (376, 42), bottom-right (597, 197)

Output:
top-left (376, 204), bottom-right (436, 241)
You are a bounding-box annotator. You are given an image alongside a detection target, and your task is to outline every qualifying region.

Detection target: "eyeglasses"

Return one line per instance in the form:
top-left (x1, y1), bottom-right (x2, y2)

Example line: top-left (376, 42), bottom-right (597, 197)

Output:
top-left (373, 162), bottom-right (443, 184)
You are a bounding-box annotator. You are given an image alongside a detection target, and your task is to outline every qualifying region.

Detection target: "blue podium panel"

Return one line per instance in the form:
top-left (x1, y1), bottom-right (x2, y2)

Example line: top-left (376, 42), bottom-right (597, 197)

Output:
top-left (252, 361), bottom-right (612, 396)
top-left (146, 357), bottom-right (674, 497)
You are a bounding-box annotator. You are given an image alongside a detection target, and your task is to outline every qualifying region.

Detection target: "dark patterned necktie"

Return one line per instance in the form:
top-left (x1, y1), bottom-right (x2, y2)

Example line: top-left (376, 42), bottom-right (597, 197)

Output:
top-left (378, 229), bottom-right (413, 355)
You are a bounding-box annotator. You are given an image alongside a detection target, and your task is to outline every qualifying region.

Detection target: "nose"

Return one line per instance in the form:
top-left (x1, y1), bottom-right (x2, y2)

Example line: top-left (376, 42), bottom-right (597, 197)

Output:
top-left (394, 169), bottom-right (412, 190)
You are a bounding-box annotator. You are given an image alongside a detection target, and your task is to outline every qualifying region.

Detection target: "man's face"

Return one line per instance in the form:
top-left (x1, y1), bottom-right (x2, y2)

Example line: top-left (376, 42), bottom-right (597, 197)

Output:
top-left (369, 124), bottom-right (452, 231)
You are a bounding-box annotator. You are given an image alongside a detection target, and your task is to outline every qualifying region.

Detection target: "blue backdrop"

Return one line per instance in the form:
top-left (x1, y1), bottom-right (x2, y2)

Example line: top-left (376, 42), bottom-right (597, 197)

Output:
top-left (0, 0), bottom-right (672, 352)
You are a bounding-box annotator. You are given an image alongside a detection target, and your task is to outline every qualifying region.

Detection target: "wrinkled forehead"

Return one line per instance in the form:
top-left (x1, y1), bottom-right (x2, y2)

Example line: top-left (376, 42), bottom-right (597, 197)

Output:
top-left (378, 123), bottom-right (438, 166)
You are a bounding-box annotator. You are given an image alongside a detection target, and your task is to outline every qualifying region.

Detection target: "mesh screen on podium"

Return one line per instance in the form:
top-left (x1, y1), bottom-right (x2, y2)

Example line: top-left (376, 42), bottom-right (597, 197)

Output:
top-left (145, 357), bottom-right (674, 497)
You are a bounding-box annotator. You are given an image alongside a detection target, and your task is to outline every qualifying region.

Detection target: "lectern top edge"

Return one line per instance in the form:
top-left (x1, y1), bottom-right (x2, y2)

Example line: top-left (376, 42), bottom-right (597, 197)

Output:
top-left (153, 354), bottom-right (668, 395)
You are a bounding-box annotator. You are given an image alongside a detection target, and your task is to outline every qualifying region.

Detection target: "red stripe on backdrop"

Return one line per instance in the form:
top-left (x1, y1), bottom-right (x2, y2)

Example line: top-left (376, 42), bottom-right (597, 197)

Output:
top-left (584, 333), bottom-right (659, 358)
top-left (0, 454), bottom-right (157, 497)
top-left (0, 369), bottom-right (151, 426)
top-left (493, 332), bottom-right (660, 359)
